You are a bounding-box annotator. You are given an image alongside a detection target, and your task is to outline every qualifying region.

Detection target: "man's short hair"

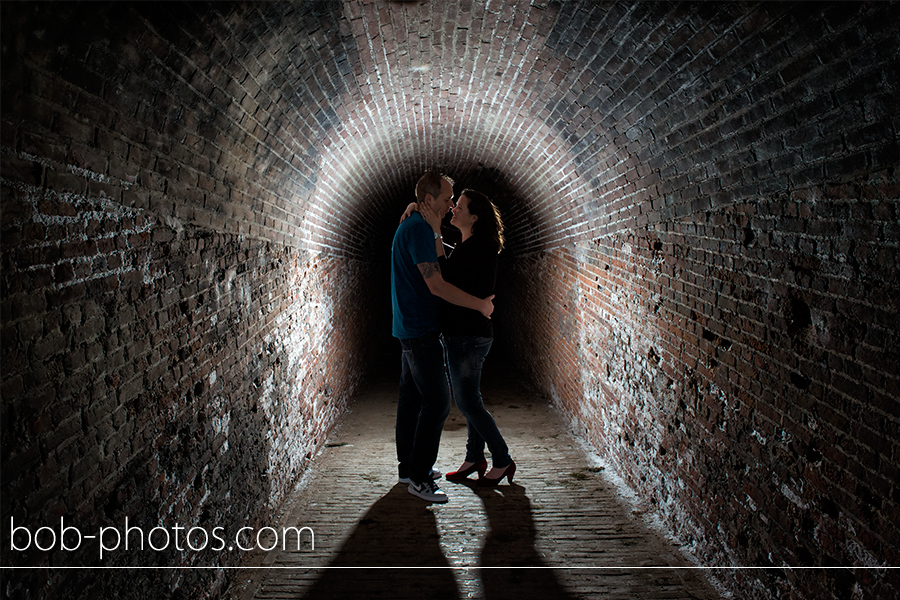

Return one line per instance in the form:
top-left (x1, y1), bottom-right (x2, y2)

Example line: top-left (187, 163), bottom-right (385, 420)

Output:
top-left (415, 170), bottom-right (454, 204)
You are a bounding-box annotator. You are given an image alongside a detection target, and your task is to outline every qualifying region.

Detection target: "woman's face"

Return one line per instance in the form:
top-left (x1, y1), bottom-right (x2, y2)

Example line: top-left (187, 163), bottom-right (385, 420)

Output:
top-left (450, 194), bottom-right (477, 231)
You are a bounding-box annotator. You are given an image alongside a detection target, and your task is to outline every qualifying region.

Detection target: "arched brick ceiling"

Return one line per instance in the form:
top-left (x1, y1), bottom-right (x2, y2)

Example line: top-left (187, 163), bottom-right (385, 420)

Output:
top-left (197, 0), bottom-right (899, 257)
top-left (195, 0), bottom-right (602, 256)
top-left (4, 1), bottom-right (895, 258)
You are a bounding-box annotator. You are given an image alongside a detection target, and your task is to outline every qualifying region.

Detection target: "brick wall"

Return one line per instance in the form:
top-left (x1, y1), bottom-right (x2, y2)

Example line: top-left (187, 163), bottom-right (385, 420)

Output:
top-left (1, 1), bottom-right (898, 599)
top-left (499, 176), bottom-right (898, 598)
top-left (494, 3), bottom-right (899, 599)
top-left (0, 180), bottom-right (377, 596)
top-left (1, 2), bottom-right (378, 597)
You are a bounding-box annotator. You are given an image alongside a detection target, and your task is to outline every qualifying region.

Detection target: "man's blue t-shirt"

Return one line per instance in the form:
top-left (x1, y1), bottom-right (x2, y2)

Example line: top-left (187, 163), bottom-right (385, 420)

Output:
top-left (391, 212), bottom-right (440, 339)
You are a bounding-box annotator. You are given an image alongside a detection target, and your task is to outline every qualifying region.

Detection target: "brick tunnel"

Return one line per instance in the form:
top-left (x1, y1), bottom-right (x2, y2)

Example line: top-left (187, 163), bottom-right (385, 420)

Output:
top-left (1, 2), bottom-right (898, 599)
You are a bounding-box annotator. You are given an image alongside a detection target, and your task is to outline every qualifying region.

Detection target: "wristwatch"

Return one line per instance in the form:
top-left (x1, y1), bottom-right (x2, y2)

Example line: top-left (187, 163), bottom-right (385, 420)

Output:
top-left (434, 231), bottom-right (441, 239)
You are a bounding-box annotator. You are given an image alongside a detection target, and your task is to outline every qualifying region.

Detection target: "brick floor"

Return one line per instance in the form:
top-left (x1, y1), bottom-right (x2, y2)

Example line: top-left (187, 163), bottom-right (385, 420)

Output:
top-left (225, 372), bottom-right (721, 600)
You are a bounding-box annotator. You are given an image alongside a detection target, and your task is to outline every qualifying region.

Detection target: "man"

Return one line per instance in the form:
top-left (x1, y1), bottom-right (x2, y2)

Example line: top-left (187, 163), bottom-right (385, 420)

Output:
top-left (391, 171), bottom-right (494, 503)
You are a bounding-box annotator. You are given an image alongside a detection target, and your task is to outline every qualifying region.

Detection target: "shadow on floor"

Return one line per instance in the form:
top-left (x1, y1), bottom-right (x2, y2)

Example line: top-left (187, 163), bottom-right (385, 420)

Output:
top-left (301, 483), bottom-right (459, 600)
top-left (467, 481), bottom-right (577, 600)
top-left (302, 481), bottom-right (575, 600)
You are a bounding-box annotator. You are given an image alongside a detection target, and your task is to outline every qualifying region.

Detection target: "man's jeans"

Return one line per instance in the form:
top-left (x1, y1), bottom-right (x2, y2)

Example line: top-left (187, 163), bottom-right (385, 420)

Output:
top-left (443, 335), bottom-right (511, 469)
top-left (397, 332), bottom-right (451, 484)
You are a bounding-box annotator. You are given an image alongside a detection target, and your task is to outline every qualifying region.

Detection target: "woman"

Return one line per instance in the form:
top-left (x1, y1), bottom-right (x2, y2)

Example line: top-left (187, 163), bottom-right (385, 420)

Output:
top-left (403, 189), bottom-right (515, 486)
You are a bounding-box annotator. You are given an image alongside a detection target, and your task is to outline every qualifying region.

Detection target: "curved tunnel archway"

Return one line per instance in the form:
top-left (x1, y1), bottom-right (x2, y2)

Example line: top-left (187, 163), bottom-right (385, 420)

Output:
top-left (2, 2), bottom-right (898, 599)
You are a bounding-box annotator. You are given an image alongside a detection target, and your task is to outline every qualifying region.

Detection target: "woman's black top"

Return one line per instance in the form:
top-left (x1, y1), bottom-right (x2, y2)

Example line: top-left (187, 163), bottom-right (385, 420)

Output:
top-left (438, 233), bottom-right (498, 338)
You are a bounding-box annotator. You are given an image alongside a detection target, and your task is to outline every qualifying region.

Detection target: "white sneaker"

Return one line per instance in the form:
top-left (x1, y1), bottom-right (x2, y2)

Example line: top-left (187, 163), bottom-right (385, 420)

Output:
top-left (408, 479), bottom-right (449, 503)
top-left (399, 469), bottom-right (442, 484)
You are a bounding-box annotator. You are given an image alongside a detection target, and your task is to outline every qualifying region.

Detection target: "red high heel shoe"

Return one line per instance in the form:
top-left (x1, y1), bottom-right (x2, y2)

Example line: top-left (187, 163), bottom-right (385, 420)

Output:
top-left (478, 460), bottom-right (516, 486)
top-left (445, 460), bottom-right (488, 482)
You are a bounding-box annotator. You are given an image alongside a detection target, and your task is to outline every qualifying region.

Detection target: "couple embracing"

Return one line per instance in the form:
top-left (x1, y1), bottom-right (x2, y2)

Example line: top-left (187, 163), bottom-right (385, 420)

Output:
top-left (390, 171), bottom-right (516, 503)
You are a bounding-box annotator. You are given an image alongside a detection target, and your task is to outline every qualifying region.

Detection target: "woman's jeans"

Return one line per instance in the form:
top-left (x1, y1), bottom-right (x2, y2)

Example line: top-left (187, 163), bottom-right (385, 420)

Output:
top-left (397, 332), bottom-right (451, 484)
top-left (443, 335), bottom-right (511, 469)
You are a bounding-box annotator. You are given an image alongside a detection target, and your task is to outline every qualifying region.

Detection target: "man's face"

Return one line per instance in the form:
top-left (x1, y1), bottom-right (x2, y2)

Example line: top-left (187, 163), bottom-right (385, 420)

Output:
top-left (431, 179), bottom-right (455, 218)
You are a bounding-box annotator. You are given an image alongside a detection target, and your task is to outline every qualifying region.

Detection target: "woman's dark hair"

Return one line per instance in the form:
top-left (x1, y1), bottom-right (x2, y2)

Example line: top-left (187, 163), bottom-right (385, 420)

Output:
top-left (462, 189), bottom-right (504, 253)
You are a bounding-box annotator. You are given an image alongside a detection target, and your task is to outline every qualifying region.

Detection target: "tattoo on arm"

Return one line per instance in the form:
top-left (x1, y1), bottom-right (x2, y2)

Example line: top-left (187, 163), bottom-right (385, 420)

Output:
top-left (417, 262), bottom-right (441, 280)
